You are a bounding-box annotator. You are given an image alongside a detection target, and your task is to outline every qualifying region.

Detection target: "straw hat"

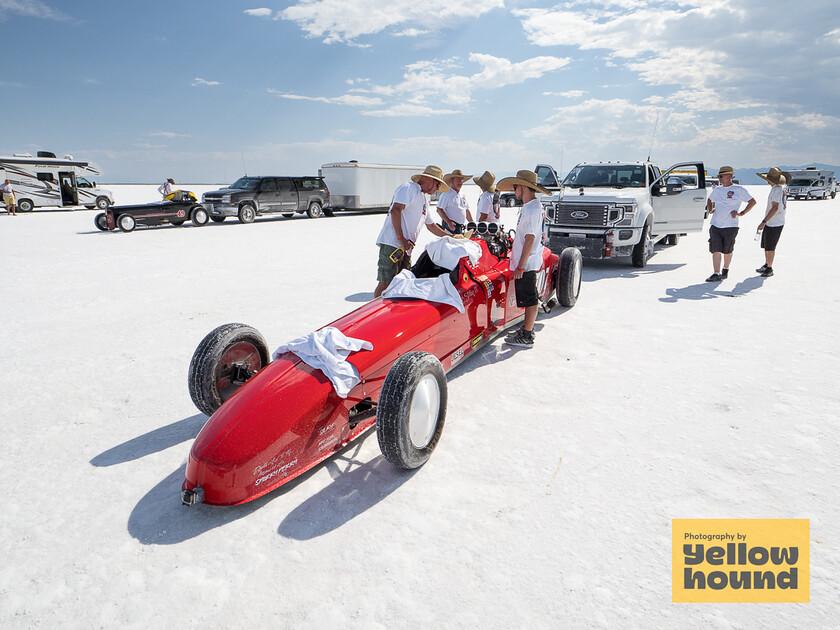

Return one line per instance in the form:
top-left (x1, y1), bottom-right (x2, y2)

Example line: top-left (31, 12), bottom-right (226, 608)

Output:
top-left (443, 169), bottom-right (473, 185)
top-left (473, 170), bottom-right (496, 193)
top-left (717, 165), bottom-right (735, 177)
top-left (756, 167), bottom-right (787, 186)
top-left (411, 165), bottom-right (449, 192)
top-left (495, 170), bottom-right (552, 196)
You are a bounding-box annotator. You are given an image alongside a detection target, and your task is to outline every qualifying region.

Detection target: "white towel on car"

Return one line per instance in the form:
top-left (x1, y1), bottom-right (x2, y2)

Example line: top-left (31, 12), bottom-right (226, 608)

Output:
top-left (383, 269), bottom-right (465, 313)
top-left (273, 327), bottom-right (373, 398)
top-left (424, 236), bottom-right (482, 270)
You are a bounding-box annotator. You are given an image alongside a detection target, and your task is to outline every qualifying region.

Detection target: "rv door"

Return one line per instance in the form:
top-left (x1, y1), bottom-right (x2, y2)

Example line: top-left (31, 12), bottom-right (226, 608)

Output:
top-left (651, 162), bottom-right (708, 235)
top-left (58, 171), bottom-right (79, 206)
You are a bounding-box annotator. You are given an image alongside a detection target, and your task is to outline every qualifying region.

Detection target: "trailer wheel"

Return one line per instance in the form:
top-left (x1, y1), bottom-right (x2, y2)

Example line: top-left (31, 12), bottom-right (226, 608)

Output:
top-left (94, 213), bottom-right (109, 231)
top-left (191, 205), bottom-right (209, 226)
top-left (95, 196), bottom-right (110, 210)
top-left (188, 323), bottom-right (271, 416)
top-left (323, 208), bottom-right (334, 217)
top-left (307, 201), bottom-right (323, 218)
top-left (555, 247), bottom-right (582, 307)
top-left (18, 199), bottom-right (34, 212)
top-left (377, 352), bottom-right (447, 470)
top-left (118, 214), bottom-right (136, 232)
top-left (238, 203), bottom-right (256, 224)
top-left (631, 222), bottom-right (651, 268)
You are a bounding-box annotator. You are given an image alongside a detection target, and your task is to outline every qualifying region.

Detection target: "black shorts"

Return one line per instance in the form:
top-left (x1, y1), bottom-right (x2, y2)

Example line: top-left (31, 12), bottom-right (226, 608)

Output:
top-left (708, 225), bottom-right (739, 254)
top-left (761, 225), bottom-right (784, 251)
top-left (514, 271), bottom-right (539, 307)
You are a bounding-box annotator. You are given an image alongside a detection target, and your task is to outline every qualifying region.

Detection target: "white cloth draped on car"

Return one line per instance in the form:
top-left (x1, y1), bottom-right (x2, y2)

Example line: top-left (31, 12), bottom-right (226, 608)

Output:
top-left (424, 236), bottom-right (482, 270)
top-left (273, 327), bottom-right (373, 398)
top-left (383, 270), bottom-right (465, 313)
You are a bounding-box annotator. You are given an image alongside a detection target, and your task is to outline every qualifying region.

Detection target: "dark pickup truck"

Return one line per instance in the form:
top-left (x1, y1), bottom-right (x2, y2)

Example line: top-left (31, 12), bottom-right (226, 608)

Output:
top-left (201, 176), bottom-right (330, 224)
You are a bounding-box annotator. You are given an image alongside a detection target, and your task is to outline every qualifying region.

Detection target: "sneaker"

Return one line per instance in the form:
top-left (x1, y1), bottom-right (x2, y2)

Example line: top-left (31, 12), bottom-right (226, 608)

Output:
top-left (760, 267), bottom-right (774, 277)
top-left (505, 328), bottom-right (535, 348)
top-left (756, 264), bottom-right (768, 273)
top-left (721, 268), bottom-right (729, 279)
top-left (505, 325), bottom-right (534, 340)
top-left (706, 273), bottom-right (723, 282)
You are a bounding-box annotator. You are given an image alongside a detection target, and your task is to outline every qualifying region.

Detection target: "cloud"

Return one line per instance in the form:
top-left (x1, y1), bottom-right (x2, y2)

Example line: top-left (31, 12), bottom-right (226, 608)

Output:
top-left (192, 78), bottom-right (220, 87)
top-left (0, 0), bottom-right (72, 21)
top-left (278, 0), bottom-right (504, 44)
top-left (148, 131), bottom-right (191, 139)
top-left (268, 90), bottom-right (384, 107)
top-left (243, 8), bottom-right (273, 18)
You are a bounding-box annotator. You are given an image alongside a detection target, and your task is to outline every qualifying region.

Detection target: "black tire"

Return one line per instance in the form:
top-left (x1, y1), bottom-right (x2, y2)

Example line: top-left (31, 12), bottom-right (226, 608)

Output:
top-left (210, 216), bottom-right (226, 223)
top-left (307, 202), bottom-right (322, 218)
top-left (191, 205), bottom-right (209, 226)
top-left (631, 222), bottom-right (650, 268)
top-left (95, 196), bottom-right (110, 210)
top-left (667, 233), bottom-right (681, 246)
top-left (170, 219), bottom-right (186, 226)
top-left (188, 323), bottom-right (271, 416)
top-left (18, 199), bottom-right (34, 212)
top-left (117, 214), bottom-right (136, 232)
top-left (555, 247), bottom-right (582, 307)
top-left (323, 208), bottom-right (334, 217)
top-left (94, 213), bottom-right (108, 231)
top-left (377, 352), bottom-right (447, 469)
top-left (238, 203), bottom-right (256, 224)
top-left (282, 213), bottom-right (294, 218)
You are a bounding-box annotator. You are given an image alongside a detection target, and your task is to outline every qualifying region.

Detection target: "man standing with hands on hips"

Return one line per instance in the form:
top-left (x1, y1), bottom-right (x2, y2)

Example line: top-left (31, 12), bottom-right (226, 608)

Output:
top-left (495, 170), bottom-right (551, 348)
top-left (705, 165), bottom-right (755, 282)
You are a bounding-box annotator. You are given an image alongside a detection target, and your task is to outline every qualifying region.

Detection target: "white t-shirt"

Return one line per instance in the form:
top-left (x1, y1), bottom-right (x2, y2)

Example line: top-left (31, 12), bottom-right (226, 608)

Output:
top-left (476, 191), bottom-right (498, 222)
top-left (709, 184), bottom-right (753, 228)
top-left (511, 199), bottom-right (545, 272)
top-left (765, 185), bottom-right (786, 227)
top-left (437, 189), bottom-right (470, 225)
top-left (376, 181), bottom-right (434, 248)
top-left (158, 181), bottom-right (173, 197)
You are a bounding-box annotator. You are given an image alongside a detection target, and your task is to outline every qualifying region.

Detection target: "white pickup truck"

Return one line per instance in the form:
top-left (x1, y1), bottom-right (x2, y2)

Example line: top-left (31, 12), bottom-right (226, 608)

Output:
top-left (540, 161), bottom-right (708, 267)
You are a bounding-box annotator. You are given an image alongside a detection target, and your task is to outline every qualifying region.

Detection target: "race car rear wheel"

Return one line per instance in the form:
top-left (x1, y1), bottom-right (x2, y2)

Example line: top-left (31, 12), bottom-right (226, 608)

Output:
top-left (188, 323), bottom-right (271, 416)
top-left (555, 246), bottom-right (582, 307)
top-left (94, 213), bottom-right (108, 231)
top-left (118, 214), bottom-right (136, 232)
top-left (377, 351), bottom-right (447, 469)
top-left (191, 205), bottom-right (209, 226)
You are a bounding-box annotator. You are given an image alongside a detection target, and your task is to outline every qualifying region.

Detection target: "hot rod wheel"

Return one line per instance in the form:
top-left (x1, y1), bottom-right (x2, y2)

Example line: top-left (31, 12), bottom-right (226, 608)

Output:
top-left (556, 246), bottom-right (583, 307)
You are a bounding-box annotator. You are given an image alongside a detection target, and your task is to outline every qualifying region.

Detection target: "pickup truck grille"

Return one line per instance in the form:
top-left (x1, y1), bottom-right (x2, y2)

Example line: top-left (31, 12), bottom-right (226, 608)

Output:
top-left (549, 203), bottom-right (613, 227)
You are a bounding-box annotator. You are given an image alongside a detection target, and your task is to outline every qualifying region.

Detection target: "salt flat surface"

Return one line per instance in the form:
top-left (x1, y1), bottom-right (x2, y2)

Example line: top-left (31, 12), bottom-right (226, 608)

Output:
top-left (1, 185), bottom-right (837, 628)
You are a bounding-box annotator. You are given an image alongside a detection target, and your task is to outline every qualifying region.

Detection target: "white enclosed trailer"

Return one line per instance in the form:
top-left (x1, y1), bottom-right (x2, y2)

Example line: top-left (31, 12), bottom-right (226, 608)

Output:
top-left (0, 151), bottom-right (114, 211)
top-left (319, 162), bottom-right (427, 213)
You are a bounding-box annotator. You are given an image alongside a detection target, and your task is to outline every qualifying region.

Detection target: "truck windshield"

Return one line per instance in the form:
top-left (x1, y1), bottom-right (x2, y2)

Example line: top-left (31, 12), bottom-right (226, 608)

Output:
top-left (563, 165), bottom-right (645, 188)
top-left (789, 178), bottom-right (816, 186)
top-left (229, 177), bottom-right (261, 190)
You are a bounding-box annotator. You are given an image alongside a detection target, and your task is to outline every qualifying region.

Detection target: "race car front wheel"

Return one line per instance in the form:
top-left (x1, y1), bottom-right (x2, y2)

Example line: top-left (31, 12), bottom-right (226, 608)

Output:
top-left (555, 246), bottom-right (582, 307)
top-left (188, 323), bottom-right (271, 416)
top-left (94, 213), bottom-right (109, 231)
top-left (377, 351), bottom-right (447, 469)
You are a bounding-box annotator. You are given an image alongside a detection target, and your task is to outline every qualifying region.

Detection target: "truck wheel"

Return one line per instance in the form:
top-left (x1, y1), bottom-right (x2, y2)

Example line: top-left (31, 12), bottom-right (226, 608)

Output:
top-left (377, 351), bottom-right (447, 470)
top-left (190, 205), bottom-right (209, 226)
top-left (238, 203), bottom-right (256, 224)
top-left (188, 323), bottom-right (271, 416)
top-left (631, 223), bottom-right (651, 268)
top-left (555, 247), bottom-right (582, 307)
top-left (118, 214), bottom-right (136, 232)
top-left (667, 233), bottom-right (680, 246)
top-left (307, 202), bottom-right (323, 218)
top-left (95, 196), bottom-right (110, 210)
top-left (18, 199), bottom-right (34, 212)
top-left (94, 213), bottom-right (109, 231)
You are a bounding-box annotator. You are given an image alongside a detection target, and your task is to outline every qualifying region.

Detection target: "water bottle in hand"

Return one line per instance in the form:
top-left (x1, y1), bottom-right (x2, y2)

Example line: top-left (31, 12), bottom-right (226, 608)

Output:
top-left (754, 229), bottom-right (762, 241)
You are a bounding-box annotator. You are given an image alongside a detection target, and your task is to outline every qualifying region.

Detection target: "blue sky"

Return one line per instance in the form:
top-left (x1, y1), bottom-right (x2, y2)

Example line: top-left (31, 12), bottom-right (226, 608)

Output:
top-left (1, 0), bottom-right (839, 183)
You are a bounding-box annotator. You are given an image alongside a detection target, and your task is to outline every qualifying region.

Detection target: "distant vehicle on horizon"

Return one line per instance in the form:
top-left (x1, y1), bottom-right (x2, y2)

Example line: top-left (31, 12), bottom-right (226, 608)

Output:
top-left (785, 167), bottom-right (835, 200)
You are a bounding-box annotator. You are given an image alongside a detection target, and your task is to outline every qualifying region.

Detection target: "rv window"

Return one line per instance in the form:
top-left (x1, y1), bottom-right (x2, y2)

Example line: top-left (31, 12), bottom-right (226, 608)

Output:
top-left (37, 173), bottom-right (56, 182)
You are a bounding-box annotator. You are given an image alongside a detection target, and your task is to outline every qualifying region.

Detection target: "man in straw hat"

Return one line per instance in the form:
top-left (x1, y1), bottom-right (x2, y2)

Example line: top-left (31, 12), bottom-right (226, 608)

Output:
top-left (436, 168), bottom-right (473, 234)
top-left (754, 167), bottom-right (790, 278)
top-left (495, 169), bottom-right (552, 348)
top-left (474, 171), bottom-right (499, 223)
top-left (704, 165), bottom-right (756, 282)
top-left (373, 165), bottom-right (449, 298)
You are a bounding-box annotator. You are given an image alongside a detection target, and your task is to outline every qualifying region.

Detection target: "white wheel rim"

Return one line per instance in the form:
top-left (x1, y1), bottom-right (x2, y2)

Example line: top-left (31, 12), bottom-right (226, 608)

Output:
top-left (572, 258), bottom-right (582, 295)
top-left (409, 373), bottom-right (440, 448)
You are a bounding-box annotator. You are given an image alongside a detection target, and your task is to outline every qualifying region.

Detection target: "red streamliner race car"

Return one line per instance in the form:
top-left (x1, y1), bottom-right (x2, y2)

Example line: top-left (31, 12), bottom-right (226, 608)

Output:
top-left (182, 222), bottom-right (583, 507)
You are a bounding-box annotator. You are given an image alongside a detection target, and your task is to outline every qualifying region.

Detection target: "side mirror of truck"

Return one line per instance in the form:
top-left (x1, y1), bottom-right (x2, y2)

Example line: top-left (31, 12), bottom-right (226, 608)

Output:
top-left (665, 177), bottom-right (684, 195)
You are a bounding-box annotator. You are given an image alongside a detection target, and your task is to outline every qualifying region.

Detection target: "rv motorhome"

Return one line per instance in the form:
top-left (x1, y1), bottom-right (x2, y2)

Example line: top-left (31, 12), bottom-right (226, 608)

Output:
top-left (786, 167), bottom-right (836, 200)
top-left (0, 151), bottom-right (114, 211)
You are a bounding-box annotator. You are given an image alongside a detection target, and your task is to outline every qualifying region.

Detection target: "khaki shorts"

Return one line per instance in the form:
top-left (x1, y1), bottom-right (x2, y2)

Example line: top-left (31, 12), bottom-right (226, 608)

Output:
top-left (377, 244), bottom-right (411, 284)
top-left (2, 193), bottom-right (15, 205)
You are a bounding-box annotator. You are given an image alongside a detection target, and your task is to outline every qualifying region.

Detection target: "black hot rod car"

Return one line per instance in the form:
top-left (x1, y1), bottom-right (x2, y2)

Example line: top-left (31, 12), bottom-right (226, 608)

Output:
top-left (94, 191), bottom-right (208, 232)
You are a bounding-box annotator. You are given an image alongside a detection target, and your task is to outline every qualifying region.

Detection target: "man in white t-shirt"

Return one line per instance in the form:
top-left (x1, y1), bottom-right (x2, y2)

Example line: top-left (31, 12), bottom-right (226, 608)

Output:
top-left (374, 165), bottom-right (449, 298)
top-left (494, 170), bottom-right (551, 348)
top-left (158, 178), bottom-right (176, 198)
top-left (755, 167), bottom-right (790, 278)
top-left (436, 169), bottom-right (473, 234)
top-left (1, 179), bottom-right (16, 215)
top-left (474, 171), bottom-right (499, 223)
top-left (704, 165), bottom-right (756, 282)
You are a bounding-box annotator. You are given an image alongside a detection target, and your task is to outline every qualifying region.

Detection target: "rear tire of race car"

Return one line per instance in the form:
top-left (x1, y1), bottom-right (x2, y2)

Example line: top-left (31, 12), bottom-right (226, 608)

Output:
top-left (94, 213), bottom-right (108, 231)
top-left (377, 351), bottom-right (447, 470)
top-left (118, 214), bottom-right (136, 232)
top-left (238, 203), bottom-right (256, 224)
top-left (191, 205), bottom-right (209, 227)
top-left (307, 201), bottom-right (322, 218)
top-left (188, 323), bottom-right (271, 417)
top-left (555, 247), bottom-right (582, 307)
top-left (631, 222), bottom-right (650, 268)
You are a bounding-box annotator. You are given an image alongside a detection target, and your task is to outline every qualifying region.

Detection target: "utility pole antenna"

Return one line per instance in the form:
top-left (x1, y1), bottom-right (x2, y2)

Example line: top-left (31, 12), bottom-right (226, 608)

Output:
top-left (647, 113), bottom-right (660, 162)
top-left (241, 153), bottom-right (247, 176)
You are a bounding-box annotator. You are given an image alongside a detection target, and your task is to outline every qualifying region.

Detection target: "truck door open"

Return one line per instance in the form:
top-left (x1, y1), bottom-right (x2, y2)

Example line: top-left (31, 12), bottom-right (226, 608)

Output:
top-left (651, 162), bottom-right (707, 235)
top-left (58, 171), bottom-right (78, 207)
